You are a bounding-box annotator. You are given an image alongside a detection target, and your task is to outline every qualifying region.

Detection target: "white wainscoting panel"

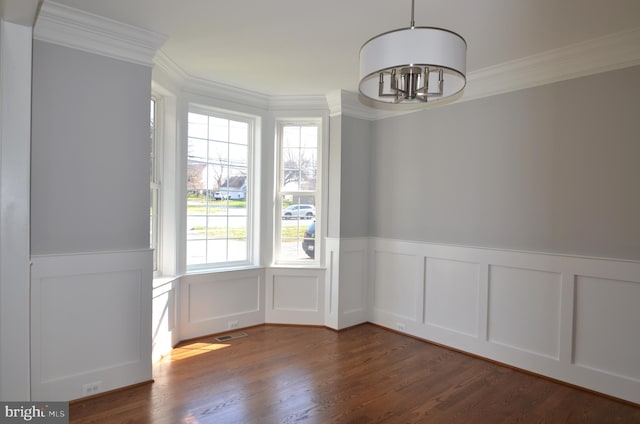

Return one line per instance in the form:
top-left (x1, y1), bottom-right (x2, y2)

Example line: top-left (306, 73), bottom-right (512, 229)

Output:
top-left (31, 250), bottom-right (152, 401)
top-left (424, 257), bottom-right (480, 338)
top-left (179, 269), bottom-right (264, 340)
top-left (273, 275), bottom-right (319, 311)
top-left (340, 249), bottom-right (367, 314)
top-left (488, 265), bottom-right (562, 359)
top-left (368, 237), bottom-right (640, 404)
top-left (574, 275), bottom-right (640, 381)
top-left (152, 277), bottom-right (179, 362)
top-left (371, 245), bottom-right (422, 325)
top-left (266, 268), bottom-right (325, 325)
top-left (339, 240), bottom-right (368, 325)
top-left (324, 237), bottom-right (340, 329)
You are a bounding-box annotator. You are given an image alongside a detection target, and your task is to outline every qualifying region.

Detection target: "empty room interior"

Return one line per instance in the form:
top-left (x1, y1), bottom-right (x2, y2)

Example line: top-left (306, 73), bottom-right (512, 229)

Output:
top-left (1, 0), bottom-right (640, 421)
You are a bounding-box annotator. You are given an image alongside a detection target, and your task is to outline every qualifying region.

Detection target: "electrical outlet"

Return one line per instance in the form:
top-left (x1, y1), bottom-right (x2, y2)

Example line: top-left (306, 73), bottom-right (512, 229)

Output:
top-left (228, 320), bottom-right (239, 329)
top-left (82, 381), bottom-right (103, 397)
top-left (396, 322), bottom-right (406, 331)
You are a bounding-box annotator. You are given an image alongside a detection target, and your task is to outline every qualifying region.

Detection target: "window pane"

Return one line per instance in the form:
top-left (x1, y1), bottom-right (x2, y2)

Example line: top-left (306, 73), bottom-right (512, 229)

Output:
top-left (150, 99), bottom-right (156, 181)
top-left (229, 120), bottom-right (248, 145)
top-left (186, 239), bottom-right (206, 265)
top-left (282, 126), bottom-right (299, 148)
top-left (299, 147), bottom-right (317, 191)
top-left (187, 160), bottom-right (206, 194)
top-left (279, 196), bottom-right (315, 261)
top-left (188, 112), bottom-right (208, 139)
top-left (187, 111), bottom-right (252, 269)
top-left (206, 239), bottom-right (228, 264)
top-left (150, 187), bottom-right (159, 268)
top-left (208, 117), bottom-right (228, 142)
top-left (282, 147), bottom-right (300, 191)
top-left (208, 140), bottom-right (228, 163)
top-left (228, 238), bottom-right (247, 262)
top-left (300, 126), bottom-right (317, 148)
top-left (188, 137), bottom-right (207, 162)
top-left (229, 144), bottom-right (248, 168)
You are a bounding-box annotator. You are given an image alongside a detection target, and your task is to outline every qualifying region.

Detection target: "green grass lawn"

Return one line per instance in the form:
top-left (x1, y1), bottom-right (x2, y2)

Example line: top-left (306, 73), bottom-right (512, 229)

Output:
top-left (187, 198), bottom-right (312, 238)
top-left (190, 225), bottom-right (308, 238)
top-left (187, 199), bottom-right (246, 214)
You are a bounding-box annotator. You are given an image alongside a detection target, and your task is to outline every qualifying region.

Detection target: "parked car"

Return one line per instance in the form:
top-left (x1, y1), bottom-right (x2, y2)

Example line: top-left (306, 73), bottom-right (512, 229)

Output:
top-left (213, 190), bottom-right (228, 200)
top-left (302, 221), bottom-right (315, 258)
top-left (282, 204), bottom-right (315, 219)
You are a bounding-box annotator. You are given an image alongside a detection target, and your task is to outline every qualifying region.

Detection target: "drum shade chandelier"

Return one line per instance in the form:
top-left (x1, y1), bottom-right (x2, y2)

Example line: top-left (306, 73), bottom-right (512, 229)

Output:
top-left (359, 0), bottom-right (467, 104)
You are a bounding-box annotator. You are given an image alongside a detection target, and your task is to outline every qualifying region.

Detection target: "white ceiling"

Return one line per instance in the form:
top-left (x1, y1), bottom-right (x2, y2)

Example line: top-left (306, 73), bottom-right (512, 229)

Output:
top-left (43, 0), bottom-right (640, 97)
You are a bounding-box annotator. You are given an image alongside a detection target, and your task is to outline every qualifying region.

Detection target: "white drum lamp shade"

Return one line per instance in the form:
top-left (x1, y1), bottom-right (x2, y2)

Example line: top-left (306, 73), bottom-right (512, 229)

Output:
top-left (359, 3), bottom-right (466, 104)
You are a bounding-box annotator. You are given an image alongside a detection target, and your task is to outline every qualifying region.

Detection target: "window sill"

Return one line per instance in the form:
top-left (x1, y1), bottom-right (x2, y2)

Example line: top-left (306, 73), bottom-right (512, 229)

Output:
top-left (269, 264), bottom-right (326, 271)
top-left (152, 275), bottom-right (180, 289)
top-left (185, 264), bottom-right (264, 276)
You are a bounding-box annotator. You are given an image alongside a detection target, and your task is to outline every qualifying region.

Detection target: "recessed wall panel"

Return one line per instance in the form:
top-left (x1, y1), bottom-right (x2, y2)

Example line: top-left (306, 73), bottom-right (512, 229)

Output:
top-left (488, 265), bottom-right (561, 359)
top-left (574, 276), bottom-right (640, 381)
top-left (373, 251), bottom-right (418, 321)
top-left (39, 270), bottom-right (142, 383)
top-left (188, 275), bottom-right (260, 323)
top-left (341, 249), bottom-right (366, 314)
top-left (425, 258), bottom-right (480, 337)
top-left (273, 275), bottom-right (320, 312)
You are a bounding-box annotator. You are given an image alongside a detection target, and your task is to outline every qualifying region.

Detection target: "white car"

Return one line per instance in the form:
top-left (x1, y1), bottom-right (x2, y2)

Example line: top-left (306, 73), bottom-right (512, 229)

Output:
top-left (213, 191), bottom-right (228, 200)
top-left (282, 204), bottom-right (315, 219)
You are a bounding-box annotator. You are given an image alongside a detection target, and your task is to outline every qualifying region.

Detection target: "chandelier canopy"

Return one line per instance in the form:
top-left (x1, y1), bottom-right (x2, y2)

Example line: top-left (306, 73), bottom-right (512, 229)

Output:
top-left (359, 0), bottom-right (467, 105)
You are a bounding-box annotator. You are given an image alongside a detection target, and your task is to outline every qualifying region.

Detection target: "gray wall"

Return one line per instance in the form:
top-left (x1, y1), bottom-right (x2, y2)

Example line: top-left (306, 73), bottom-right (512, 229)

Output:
top-left (371, 65), bottom-right (640, 260)
top-left (339, 115), bottom-right (371, 238)
top-left (31, 41), bottom-right (152, 255)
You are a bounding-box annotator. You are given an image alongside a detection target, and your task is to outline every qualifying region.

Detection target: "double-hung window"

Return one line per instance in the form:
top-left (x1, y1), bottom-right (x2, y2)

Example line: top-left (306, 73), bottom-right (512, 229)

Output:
top-left (276, 119), bottom-right (321, 263)
top-left (186, 109), bottom-right (254, 270)
top-left (150, 97), bottom-right (161, 273)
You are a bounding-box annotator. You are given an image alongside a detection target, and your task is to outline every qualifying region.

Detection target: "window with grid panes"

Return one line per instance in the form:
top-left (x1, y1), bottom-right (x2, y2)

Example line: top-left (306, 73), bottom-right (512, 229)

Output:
top-left (150, 97), bottom-right (160, 273)
top-left (186, 110), bottom-right (253, 269)
top-left (276, 120), bottom-right (320, 263)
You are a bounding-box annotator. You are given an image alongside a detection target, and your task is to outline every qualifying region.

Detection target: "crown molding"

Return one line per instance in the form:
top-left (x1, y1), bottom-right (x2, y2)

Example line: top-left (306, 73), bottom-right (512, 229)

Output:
top-left (326, 90), bottom-right (394, 121)
top-left (156, 51), bottom-right (328, 113)
top-left (33, 0), bottom-right (167, 66)
top-left (268, 95), bottom-right (328, 112)
top-left (341, 26), bottom-right (640, 121)
top-left (153, 49), bottom-right (188, 85)
top-left (461, 26), bottom-right (640, 103)
top-left (182, 74), bottom-right (270, 111)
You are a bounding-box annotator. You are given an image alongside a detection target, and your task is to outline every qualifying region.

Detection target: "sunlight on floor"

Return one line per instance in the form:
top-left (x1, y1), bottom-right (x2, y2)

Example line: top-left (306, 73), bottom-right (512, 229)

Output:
top-left (166, 342), bottom-right (231, 361)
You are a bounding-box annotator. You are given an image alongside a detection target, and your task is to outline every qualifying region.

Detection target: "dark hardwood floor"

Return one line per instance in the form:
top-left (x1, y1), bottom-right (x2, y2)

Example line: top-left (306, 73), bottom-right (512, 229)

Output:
top-left (70, 324), bottom-right (640, 423)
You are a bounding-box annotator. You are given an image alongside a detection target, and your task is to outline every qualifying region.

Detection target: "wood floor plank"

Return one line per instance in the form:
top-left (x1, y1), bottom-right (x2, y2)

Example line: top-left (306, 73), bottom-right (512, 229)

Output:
top-left (69, 324), bottom-right (640, 423)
